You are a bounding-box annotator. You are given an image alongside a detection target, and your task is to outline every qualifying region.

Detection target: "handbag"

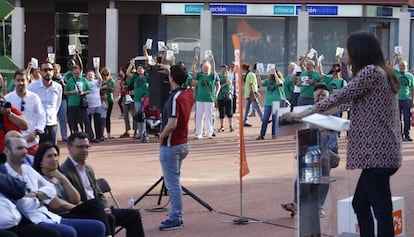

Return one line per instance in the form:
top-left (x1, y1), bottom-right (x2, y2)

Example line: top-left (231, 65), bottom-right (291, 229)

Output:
top-left (79, 96), bottom-right (89, 109)
top-left (125, 94), bottom-right (134, 105)
top-left (73, 78), bottom-right (89, 109)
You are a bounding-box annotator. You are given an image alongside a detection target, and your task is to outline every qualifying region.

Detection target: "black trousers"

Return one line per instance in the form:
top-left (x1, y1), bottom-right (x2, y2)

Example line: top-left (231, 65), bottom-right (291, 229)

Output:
top-left (111, 208), bottom-right (145, 237)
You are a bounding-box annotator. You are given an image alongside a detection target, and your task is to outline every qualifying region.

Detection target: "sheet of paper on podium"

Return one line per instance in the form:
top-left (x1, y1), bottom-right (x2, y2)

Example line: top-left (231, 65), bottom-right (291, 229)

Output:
top-left (301, 113), bottom-right (350, 132)
top-left (273, 103), bottom-right (309, 137)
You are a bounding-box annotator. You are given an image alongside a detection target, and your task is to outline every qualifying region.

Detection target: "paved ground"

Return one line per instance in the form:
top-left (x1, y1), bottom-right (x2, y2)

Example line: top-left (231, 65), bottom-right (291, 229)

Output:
top-left (56, 104), bottom-right (414, 237)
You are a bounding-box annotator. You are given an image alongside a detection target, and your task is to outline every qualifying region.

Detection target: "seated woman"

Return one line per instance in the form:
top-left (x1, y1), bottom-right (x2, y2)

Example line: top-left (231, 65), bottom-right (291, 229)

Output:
top-left (33, 142), bottom-right (113, 236)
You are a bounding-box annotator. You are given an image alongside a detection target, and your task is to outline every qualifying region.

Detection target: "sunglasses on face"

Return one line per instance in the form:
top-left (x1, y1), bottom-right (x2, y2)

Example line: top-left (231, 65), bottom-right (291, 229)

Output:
top-left (42, 68), bottom-right (53, 72)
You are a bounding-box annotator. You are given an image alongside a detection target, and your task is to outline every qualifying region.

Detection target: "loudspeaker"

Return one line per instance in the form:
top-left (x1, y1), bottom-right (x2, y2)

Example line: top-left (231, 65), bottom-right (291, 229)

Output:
top-left (148, 69), bottom-right (170, 111)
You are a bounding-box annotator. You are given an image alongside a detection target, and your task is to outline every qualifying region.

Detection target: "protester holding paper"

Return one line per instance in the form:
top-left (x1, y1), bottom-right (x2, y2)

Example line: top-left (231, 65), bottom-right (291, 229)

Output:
top-left (126, 59), bottom-right (149, 139)
top-left (283, 31), bottom-right (401, 237)
top-left (256, 69), bottom-right (285, 140)
top-left (390, 52), bottom-right (414, 142)
top-left (297, 59), bottom-right (321, 106)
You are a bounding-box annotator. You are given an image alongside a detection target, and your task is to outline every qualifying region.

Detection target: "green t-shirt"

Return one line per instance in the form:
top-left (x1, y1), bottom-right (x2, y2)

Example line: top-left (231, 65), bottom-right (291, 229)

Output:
top-left (299, 71), bottom-right (321, 98)
top-left (395, 69), bottom-right (414, 100)
top-left (127, 73), bottom-right (149, 102)
top-left (64, 77), bottom-right (91, 107)
top-left (322, 76), bottom-right (347, 94)
top-left (243, 72), bottom-right (258, 99)
top-left (185, 74), bottom-right (193, 87)
top-left (218, 75), bottom-right (231, 100)
top-left (283, 74), bottom-right (295, 100)
top-left (101, 79), bottom-right (115, 103)
top-left (263, 79), bottom-right (282, 106)
top-left (195, 72), bottom-right (216, 102)
top-left (7, 79), bottom-right (14, 92)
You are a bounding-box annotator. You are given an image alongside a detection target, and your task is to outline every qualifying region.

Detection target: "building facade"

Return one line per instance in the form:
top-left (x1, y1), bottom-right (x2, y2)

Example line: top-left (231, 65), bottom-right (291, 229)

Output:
top-left (5, 0), bottom-right (414, 75)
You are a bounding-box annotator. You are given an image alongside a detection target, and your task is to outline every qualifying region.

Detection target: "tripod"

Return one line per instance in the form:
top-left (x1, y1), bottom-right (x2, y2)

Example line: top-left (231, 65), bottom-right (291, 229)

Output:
top-left (134, 176), bottom-right (214, 212)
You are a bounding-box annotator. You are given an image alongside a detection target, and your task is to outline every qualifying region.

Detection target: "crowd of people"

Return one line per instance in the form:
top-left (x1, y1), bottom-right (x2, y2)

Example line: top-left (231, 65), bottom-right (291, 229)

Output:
top-left (0, 31), bottom-right (413, 235)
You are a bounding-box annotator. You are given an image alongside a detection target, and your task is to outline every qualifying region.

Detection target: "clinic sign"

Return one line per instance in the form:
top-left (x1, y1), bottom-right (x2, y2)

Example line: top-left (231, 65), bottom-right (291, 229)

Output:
top-left (274, 5), bottom-right (295, 16)
top-left (183, 4), bottom-right (247, 15)
top-left (162, 3), bottom-right (361, 17)
top-left (295, 5), bottom-right (338, 16)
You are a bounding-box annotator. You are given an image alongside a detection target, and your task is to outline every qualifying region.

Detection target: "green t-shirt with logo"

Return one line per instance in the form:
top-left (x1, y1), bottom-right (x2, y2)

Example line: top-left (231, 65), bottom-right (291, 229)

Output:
top-left (64, 77), bottom-right (91, 107)
top-left (299, 71), bottom-right (321, 98)
top-left (218, 75), bottom-right (231, 100)
top-left (127, 73), bottom-right (149, 102)
top-left (322, 76), bottom-right (347, 94)
top-left (263, 79), bottom-right (282, 106)
top-left (195, 72), bottom-right (216, 102)
top-left (102, 79), bottom-right (115, 103)
top-left (395, 69), bottom-right (414, 100)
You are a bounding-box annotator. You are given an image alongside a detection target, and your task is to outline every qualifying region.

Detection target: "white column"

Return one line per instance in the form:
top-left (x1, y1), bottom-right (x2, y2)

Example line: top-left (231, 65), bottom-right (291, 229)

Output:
top-left (11, 7), bottom-right (25, 68)
top-left (297, 5), bottom-right (309, 60)
top-left (398, 11), bottom-right (411, 65)
top-left (200, 9), bottom-right (212, 62)
top-left (105, 6), bottom-right (118, 73)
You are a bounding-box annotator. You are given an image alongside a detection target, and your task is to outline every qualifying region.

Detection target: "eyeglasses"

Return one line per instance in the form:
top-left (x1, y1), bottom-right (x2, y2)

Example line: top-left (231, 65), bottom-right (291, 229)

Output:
top-left (102, 73), bottom-right (109, 76)
top-left (42, 68), bottom-right (53, 72)
top-left (21, 98), bottom-right (25, 112)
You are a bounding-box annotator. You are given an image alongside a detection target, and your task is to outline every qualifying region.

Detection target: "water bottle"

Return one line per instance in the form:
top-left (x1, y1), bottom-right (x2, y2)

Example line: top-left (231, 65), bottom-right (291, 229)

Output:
top-left (302, 151), bottom-right (313, 183)
top-left (311, 150), bottom-right (321, 183)
top-left (128, 195), bottom-right (134, 208)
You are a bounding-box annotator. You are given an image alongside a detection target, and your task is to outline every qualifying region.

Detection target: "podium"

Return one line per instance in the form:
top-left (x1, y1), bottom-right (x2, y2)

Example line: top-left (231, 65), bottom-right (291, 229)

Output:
top-left (273, 103), bottom-right (350, 237)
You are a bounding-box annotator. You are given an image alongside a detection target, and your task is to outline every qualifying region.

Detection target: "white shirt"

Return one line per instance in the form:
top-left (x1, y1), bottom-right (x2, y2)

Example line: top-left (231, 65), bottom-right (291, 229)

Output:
top-left (68, 156), bottom-right (95, 200)
top-left (0, 193), bottom-right (22, 229)
top-left (4, 91), bottom-right (46, 148)
top-left (5, 163), bottom-right (61, 224)
top-left (86, 79), bottom-right (102, 108)
top-left (28, 79), bottom-right (62, 126)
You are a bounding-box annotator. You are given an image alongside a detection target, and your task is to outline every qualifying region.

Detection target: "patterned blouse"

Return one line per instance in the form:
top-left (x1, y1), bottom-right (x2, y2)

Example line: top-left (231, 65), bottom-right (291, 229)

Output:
top-left (314, 65), bottom-right (402, 169)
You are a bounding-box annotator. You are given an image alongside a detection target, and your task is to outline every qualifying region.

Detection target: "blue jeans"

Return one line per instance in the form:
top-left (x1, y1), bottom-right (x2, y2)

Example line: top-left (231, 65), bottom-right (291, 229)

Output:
top-left (260, 105), bottom-right (276, 138)
top-left (399, 100), bottom-right (411, 138)
top-left (159, 144), bottom-right (189, 222)
top-left (58, 99), bottom-right (68, 140)
top-left (243, 98), bottom-right (263, 124)
top-left (134, 102), bottom-right (144, 135)
top-left (40, 218), bottom-right (105, 237)
top-left (352, 168), bottom-right (398, 237)
top-left (39, 125), bottom-right (57, 144)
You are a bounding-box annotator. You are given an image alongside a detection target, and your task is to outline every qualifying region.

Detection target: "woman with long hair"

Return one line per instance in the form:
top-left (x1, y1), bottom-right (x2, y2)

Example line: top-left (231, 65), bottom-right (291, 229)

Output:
top-left (283, 31), bottom-right (401, 237)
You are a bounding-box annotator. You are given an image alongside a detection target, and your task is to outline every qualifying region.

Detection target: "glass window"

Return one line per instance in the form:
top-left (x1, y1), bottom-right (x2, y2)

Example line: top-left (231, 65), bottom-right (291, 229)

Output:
top-left (166, 16), bottom-right (223, 69)
top-left (0, 20), bottom-right (11, 56)
top-left (55, 12), bottom-right (89, 72)
top-left (309, 18), bottom-right (348, 74)
top-left (227, 17), bottom-right (286, 73)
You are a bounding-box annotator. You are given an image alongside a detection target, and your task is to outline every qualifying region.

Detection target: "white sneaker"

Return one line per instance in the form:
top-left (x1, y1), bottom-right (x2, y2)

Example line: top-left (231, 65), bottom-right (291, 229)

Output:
top-left (195, 135), bottom-right (202, 139)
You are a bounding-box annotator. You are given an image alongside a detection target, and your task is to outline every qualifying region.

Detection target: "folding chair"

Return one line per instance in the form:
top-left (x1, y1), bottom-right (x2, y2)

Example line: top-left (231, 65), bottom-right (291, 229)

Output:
top-left (96, 177), bottom-right (121, 208)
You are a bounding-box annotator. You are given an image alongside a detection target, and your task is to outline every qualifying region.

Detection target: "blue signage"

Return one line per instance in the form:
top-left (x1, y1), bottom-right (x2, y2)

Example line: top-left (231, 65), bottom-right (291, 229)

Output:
top-left (274, 5), bottom-right (295, 16)
top-left (407, 9), bottom-right (414, 18)
top-left (185, 4), bottom-right (247, 15)
top-left (184, 4), bottom-right (204, 14)
top-left (295, 5), bottom-right (338, 16)
top-left (210, 4), bottom-right (247, 15)
top-left (376, 7), bottom-right (393, 17)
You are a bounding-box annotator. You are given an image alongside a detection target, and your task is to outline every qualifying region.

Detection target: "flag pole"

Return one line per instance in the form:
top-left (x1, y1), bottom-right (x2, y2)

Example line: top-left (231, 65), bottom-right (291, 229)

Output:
top-left (232, 34), bottom-right (250, 224)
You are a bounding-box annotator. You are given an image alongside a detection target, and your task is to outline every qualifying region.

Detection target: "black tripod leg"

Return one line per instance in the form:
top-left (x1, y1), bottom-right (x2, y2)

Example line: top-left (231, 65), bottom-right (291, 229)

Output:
top-left (134, 176), bottom-right (164, 206)
top-left (182, 186), bottom-right (214, 212)
top-left (157, 181), bottom-right (167, 205)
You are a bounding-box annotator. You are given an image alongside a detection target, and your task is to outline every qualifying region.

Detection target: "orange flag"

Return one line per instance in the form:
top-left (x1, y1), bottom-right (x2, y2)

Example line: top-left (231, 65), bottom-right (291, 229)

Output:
top-left (232, 34), bottom-right (250, 183)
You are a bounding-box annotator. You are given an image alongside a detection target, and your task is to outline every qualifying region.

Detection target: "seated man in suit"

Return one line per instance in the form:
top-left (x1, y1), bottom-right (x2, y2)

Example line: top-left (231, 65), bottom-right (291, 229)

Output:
top-left (60, 132), bottom-right (145, 237)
